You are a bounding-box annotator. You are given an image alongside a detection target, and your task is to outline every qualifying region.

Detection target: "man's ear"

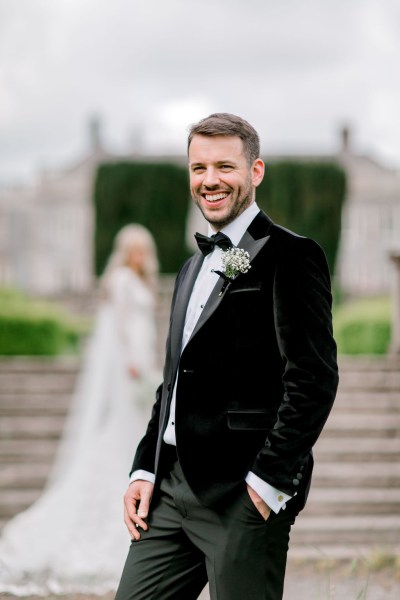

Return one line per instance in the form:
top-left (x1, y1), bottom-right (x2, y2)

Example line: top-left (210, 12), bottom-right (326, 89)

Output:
top-left (251, 159), bottom-right (265, 188)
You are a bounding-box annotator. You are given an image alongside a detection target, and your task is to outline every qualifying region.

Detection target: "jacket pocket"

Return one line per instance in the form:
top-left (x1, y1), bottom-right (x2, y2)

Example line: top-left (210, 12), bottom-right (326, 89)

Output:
top-left (227, 410), bottom-right (274, 431)
top-left (227, 285), bottom-right (262, 295)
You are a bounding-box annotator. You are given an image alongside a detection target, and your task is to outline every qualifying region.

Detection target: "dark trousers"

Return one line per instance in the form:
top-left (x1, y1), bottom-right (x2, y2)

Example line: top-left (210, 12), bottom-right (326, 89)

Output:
top-left (115, 457), bottom-right (296, 600)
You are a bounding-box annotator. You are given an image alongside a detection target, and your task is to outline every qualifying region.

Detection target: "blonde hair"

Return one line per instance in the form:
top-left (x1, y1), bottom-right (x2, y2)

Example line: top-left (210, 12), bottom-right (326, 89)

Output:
top-left (101, 224), bottom-right (159, 295)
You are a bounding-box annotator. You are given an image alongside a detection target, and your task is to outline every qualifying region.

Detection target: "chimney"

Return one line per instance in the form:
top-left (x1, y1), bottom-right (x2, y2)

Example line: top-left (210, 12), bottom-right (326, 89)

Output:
top-left (89, 116), bottom-right (102, 153)
top-left (341, 125), bottom-right (350, 154)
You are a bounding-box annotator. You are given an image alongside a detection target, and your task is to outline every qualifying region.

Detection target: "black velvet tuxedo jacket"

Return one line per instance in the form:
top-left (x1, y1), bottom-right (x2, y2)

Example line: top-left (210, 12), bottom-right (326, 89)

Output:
top-left (131, 210), bottom-right (339, 511)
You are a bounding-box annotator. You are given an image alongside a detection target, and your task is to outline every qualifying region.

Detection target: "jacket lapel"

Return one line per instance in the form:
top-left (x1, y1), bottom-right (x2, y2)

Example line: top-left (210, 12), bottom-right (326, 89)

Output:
top-left (169, 252), bottom-right (204, 372)
top-left (188, 211), bottom-right (273, 343)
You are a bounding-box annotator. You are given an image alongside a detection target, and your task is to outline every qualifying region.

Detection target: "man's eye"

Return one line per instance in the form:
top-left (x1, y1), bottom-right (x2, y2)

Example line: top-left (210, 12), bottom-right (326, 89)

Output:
top-left (220, 165), bottom-right (233, 170)
top-left (193, 166), bottom-right (205, 173)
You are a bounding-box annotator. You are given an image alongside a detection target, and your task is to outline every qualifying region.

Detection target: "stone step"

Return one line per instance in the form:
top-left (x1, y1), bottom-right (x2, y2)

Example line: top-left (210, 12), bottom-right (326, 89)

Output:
top-left (0, 355), bottom-right (398, 369)
top-left (0, 398), bottom-right (400, 422)
top-left (333, 391), bottom-right (400, 412)
top-left (3, 355), bottom-right (396, 374)
top-left (0, 374), bottom-right (78, 394)
top-left (1, 459), bottom-right (396, 490)
top-left (0, 488), bottom-right (42, 517)
top-left (312, 462), bottom-right (400, 487)
top-left (0, 394), bottom-right (71, 416)
top-left (321, 412), bottom-right (400, 436)
top-left (0, 386), bottom-right (400, 415)
top-left (338, 356), bottom-right (400, 372)
top-left (1, 416), bottom-right (396, 443)
top-left (338, 370), bottom-right (400, 391)
top-left (0, 358), bottom-right (80, 374)
top-left (314, 437), bottom-right (400, 462)
top-left (288, 543), bottom-right (400, 561)
top-left (303, 488), bottom-right (400, 515)
top-left (0, 416), bottom-right (65, 439)
top-left (0, 439), bottom-right (59, 462)
top-left (0, 390), bottom-right (397, 413)
top-left (290, 515), bottom-right (400, 545)
top-left (0, 463), bottom-right (53, 489)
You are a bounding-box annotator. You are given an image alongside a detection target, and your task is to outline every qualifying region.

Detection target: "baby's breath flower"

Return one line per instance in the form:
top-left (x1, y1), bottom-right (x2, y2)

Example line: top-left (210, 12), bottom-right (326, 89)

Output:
top-left (213, 247), bottom-right (251, 295)
top-left (221, 248), bottom-right (251, 279)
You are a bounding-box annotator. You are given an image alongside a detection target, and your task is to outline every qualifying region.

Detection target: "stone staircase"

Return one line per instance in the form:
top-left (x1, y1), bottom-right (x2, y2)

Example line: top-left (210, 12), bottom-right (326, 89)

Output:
top-left (0, 356), bottom-right (399, 561)
top-left (0, 358), bottom-right (78, 527)
top-left (289, 355), bottom-right (400, 560)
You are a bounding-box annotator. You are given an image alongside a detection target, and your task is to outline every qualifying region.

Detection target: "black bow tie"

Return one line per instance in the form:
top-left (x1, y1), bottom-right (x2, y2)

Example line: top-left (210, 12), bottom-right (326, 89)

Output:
top-left (194, 231), bottom-right (233, 256)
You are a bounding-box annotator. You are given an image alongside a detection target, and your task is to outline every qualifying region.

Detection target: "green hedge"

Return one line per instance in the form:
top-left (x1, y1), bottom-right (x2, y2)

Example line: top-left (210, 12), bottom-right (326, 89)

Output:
top-left (333, 296), bottom-right (391, 355)
top-left (0, 288), bottom-right (87, 355)
top-left (94, 159), bottom-right (345, 276)
top-left (94, 162), bottom-right (190, 274)
top-left (0, 315), bottom-right (65, 355)
top-left (257, 162), bottom-right (346, 275)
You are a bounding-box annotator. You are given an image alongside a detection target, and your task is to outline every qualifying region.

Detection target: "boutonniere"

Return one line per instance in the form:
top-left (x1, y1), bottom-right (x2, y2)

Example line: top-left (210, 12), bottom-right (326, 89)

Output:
top-left (213, 247), bottom-right (251, 296)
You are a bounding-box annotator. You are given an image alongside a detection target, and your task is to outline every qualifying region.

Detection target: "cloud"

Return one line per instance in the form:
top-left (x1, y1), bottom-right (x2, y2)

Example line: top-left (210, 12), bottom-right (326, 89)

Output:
top-left (0, 0), bottom-right (399, 182)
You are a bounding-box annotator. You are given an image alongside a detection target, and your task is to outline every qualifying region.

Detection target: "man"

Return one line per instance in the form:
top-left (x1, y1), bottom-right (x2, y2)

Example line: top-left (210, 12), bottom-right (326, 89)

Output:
top-left (115, 113), bottom-right (338, 600)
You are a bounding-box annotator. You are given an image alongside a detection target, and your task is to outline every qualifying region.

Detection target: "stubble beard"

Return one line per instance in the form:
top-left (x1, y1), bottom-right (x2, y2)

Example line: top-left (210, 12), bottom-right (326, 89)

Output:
top-left (193, 177), bottom-right (254, 230)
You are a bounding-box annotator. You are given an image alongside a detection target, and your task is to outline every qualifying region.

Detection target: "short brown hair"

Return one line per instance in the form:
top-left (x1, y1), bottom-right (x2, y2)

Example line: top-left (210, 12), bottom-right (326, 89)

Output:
top-left (187, 113), bottom-right (260, 165)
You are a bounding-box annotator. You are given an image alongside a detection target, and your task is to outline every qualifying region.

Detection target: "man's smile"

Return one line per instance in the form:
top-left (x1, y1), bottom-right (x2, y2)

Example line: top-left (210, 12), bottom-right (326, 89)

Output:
top-left (203, 192), bottom-right (230, 203)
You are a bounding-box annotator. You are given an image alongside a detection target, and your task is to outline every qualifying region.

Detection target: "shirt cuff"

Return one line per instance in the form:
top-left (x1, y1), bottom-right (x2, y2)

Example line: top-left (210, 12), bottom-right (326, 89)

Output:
top-left (245, 471), bottom-right (292, 514)
top-left (130, 470), bottom-right (155, 485)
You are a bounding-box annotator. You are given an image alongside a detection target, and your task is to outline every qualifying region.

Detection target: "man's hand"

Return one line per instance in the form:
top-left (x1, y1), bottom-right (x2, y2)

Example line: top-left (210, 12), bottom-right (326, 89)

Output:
top-left (246, 484), bottom-right (271, 521)
top-left (124, 479), bottom-right (154, 541)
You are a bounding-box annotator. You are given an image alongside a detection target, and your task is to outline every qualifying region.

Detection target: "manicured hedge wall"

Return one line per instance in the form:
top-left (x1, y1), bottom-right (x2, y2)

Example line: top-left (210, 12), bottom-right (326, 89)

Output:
top-left (94, 162), bottom-right (190, 274)
top-left (257, 162), bottom-right (346, 275)
top-left (333, 296), bottom-right (391, 355)
top-left (94, 159), bottom-right (345, 276)
top-left (0, 314), bottom-right (65, 355)
top-left (0, 288), bottom-right (86, 355)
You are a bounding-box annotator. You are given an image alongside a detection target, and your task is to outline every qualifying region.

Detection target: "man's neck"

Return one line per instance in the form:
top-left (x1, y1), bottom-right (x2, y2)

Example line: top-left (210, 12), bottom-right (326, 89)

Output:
top-left (207, 202), bottom-right (260, 247)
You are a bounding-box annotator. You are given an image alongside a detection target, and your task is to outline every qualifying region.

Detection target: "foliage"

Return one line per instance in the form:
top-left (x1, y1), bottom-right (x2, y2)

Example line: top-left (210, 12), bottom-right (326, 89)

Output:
top-left (333, 296), bottom-right (391, 355)
top-left (94, 162), bottom-right (190, 274)
top-left (256, 161), bottom-right (346, 275)
top-left (0, 288), bottom-right (87, 355)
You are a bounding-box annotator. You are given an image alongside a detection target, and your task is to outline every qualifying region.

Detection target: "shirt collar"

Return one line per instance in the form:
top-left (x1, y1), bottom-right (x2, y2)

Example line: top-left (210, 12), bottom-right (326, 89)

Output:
top-left (207, 202), bottom-right (260, 247)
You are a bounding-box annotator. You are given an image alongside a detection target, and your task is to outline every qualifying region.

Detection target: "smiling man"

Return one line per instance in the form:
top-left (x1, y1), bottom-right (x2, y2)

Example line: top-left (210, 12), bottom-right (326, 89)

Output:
top-left (189, 133), bottom-right (263, 228)
top-left (115, 113), bottom-right (339, 600)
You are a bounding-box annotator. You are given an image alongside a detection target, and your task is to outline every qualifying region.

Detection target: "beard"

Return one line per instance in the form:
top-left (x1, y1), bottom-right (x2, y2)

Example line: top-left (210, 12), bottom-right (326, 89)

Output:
top-left (193, 175), bottom-right (254, 229)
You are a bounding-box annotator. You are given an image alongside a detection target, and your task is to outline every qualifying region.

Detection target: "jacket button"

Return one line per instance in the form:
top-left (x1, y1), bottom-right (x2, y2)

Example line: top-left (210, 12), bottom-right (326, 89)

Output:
top-left (296, 473), bottom-right (303, 480)
top-left (293, 479), bottom-right (300, 486)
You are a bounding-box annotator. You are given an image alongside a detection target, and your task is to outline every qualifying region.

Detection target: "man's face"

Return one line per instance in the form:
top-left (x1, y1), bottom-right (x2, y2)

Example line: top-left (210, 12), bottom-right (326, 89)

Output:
top-left (188, 134), bottom-right (264, 230)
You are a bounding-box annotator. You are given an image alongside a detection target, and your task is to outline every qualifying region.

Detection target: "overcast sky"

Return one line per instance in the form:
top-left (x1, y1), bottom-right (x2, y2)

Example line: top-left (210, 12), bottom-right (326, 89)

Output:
top-left (1, 0), bottom-right (399, 184)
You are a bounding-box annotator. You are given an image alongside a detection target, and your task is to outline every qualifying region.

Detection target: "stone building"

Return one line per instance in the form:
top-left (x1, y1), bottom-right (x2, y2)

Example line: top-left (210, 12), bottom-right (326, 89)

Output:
top-left (0, 120), bottom-right (112, 295)
top-left (336, 129), bottom-right (400, 296)
top-left (1, 124), bottom-right (399, 298)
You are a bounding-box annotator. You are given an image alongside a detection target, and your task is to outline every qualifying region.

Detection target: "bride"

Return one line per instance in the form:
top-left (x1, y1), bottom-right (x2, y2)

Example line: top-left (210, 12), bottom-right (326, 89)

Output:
top-left (0, 224), bottom-right (160, 595)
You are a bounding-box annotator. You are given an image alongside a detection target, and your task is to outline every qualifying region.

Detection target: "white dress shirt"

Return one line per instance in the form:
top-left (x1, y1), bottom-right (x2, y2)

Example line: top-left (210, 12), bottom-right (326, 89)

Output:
top-left (131, 202), bottom-right (292, 513)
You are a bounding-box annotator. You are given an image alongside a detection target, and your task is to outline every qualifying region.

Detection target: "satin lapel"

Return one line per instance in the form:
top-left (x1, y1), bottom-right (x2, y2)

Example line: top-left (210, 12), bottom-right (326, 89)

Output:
top-left (188, 229), bottom-right (271, 344)
top-left (169, 252), bottom-right (204, 371)
top-left (236, 229), bottom-right (270, 262)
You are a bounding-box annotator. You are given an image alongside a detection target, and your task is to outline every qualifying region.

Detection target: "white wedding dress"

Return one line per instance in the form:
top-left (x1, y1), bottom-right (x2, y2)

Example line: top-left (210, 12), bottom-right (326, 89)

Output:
top-left (0, 267), bottom-right (159, 595)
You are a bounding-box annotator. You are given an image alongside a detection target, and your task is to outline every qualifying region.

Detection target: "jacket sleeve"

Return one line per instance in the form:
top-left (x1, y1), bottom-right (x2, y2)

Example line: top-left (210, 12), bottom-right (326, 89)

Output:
top-left (251, 236), bottom-right (339, 496)
top-left (129, 382), bottom-right (163, 475)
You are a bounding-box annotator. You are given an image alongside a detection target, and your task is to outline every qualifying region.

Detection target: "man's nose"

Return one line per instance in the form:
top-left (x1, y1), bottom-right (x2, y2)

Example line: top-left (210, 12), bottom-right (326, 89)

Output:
top-left (203, 167), bottom-right (219, 188)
